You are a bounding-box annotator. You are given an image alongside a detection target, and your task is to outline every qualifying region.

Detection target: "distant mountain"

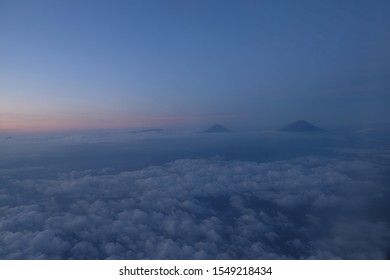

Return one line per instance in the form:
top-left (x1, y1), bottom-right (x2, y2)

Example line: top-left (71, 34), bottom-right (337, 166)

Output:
top-left (202, 124), bottom-right (231, 133)
top-left (279, 120), bottom-right (325, 132)
top-left (131, 129), bottom-right (163, 134)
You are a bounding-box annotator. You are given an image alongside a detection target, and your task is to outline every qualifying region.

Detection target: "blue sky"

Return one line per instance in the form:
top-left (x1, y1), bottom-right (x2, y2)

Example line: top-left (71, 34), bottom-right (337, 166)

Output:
top-left (1, 0), bottom-right (389, 132)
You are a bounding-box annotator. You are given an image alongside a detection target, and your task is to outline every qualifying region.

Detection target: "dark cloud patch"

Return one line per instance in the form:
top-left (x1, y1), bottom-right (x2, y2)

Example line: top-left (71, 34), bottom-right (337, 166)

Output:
top-left (1, 156), bottom-right (389, 259)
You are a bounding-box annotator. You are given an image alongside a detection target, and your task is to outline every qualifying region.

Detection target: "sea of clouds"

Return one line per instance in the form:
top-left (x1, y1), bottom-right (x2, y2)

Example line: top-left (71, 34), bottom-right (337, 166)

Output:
top-left (1, 152), bottom-right (389, 259)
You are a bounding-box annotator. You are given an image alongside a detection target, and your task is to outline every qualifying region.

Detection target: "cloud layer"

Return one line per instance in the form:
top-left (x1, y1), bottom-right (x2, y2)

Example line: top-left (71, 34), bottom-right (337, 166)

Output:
top-left (1, 156), bottom-right (389, 259)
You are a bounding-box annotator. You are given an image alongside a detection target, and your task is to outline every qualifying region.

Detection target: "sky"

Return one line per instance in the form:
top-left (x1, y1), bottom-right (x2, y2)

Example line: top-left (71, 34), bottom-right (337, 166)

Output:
top-left (1, 0), bottom-right (390, 132)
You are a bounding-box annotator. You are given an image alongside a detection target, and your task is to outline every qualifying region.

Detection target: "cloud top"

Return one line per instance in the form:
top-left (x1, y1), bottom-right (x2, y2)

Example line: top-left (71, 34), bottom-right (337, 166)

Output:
top-left (1, 156), bottom-right (389, 259)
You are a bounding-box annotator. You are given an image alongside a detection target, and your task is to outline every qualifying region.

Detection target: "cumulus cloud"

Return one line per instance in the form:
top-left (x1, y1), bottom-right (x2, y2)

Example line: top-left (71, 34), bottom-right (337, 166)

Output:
top-left (0, 156), bottom-right (389, 259)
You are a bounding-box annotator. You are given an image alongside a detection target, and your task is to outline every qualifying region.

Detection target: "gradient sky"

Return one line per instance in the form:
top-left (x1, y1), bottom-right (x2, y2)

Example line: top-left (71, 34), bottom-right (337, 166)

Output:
top-left (1, 0), bottom-right (390, 132)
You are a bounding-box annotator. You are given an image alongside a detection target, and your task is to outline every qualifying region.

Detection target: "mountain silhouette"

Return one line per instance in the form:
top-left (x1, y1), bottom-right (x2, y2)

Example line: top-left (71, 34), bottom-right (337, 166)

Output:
top-left (202, 124), bottom-right (231, 133)
top-left (279, 120), bottom-right (325, 132)
top-left (131, 128), bottom-right (163, 134)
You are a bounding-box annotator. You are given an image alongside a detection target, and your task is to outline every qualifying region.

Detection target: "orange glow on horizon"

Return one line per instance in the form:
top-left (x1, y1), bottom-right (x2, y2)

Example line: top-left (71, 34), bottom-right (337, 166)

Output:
top-left (0, 113), bottom-right (206, 133)
top-left (0, 118), bottom-right (145, 133)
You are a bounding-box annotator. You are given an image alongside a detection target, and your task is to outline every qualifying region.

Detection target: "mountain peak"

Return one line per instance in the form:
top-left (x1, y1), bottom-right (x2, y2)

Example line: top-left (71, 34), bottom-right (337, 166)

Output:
top-left (279, 120), bottom-right (325, 132)
top-left (202, 124), bottom-right (231, 133)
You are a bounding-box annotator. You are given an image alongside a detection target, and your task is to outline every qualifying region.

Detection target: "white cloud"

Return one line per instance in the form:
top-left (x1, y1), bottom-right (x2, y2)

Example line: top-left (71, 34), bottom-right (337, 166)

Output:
top-left (0, 156), bottom-right (389, 259)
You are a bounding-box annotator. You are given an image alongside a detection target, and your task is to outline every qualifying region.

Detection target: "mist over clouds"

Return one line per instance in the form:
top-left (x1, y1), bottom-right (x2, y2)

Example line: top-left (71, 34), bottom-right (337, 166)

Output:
top-left (1, 129), bottom-right (389, 259)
